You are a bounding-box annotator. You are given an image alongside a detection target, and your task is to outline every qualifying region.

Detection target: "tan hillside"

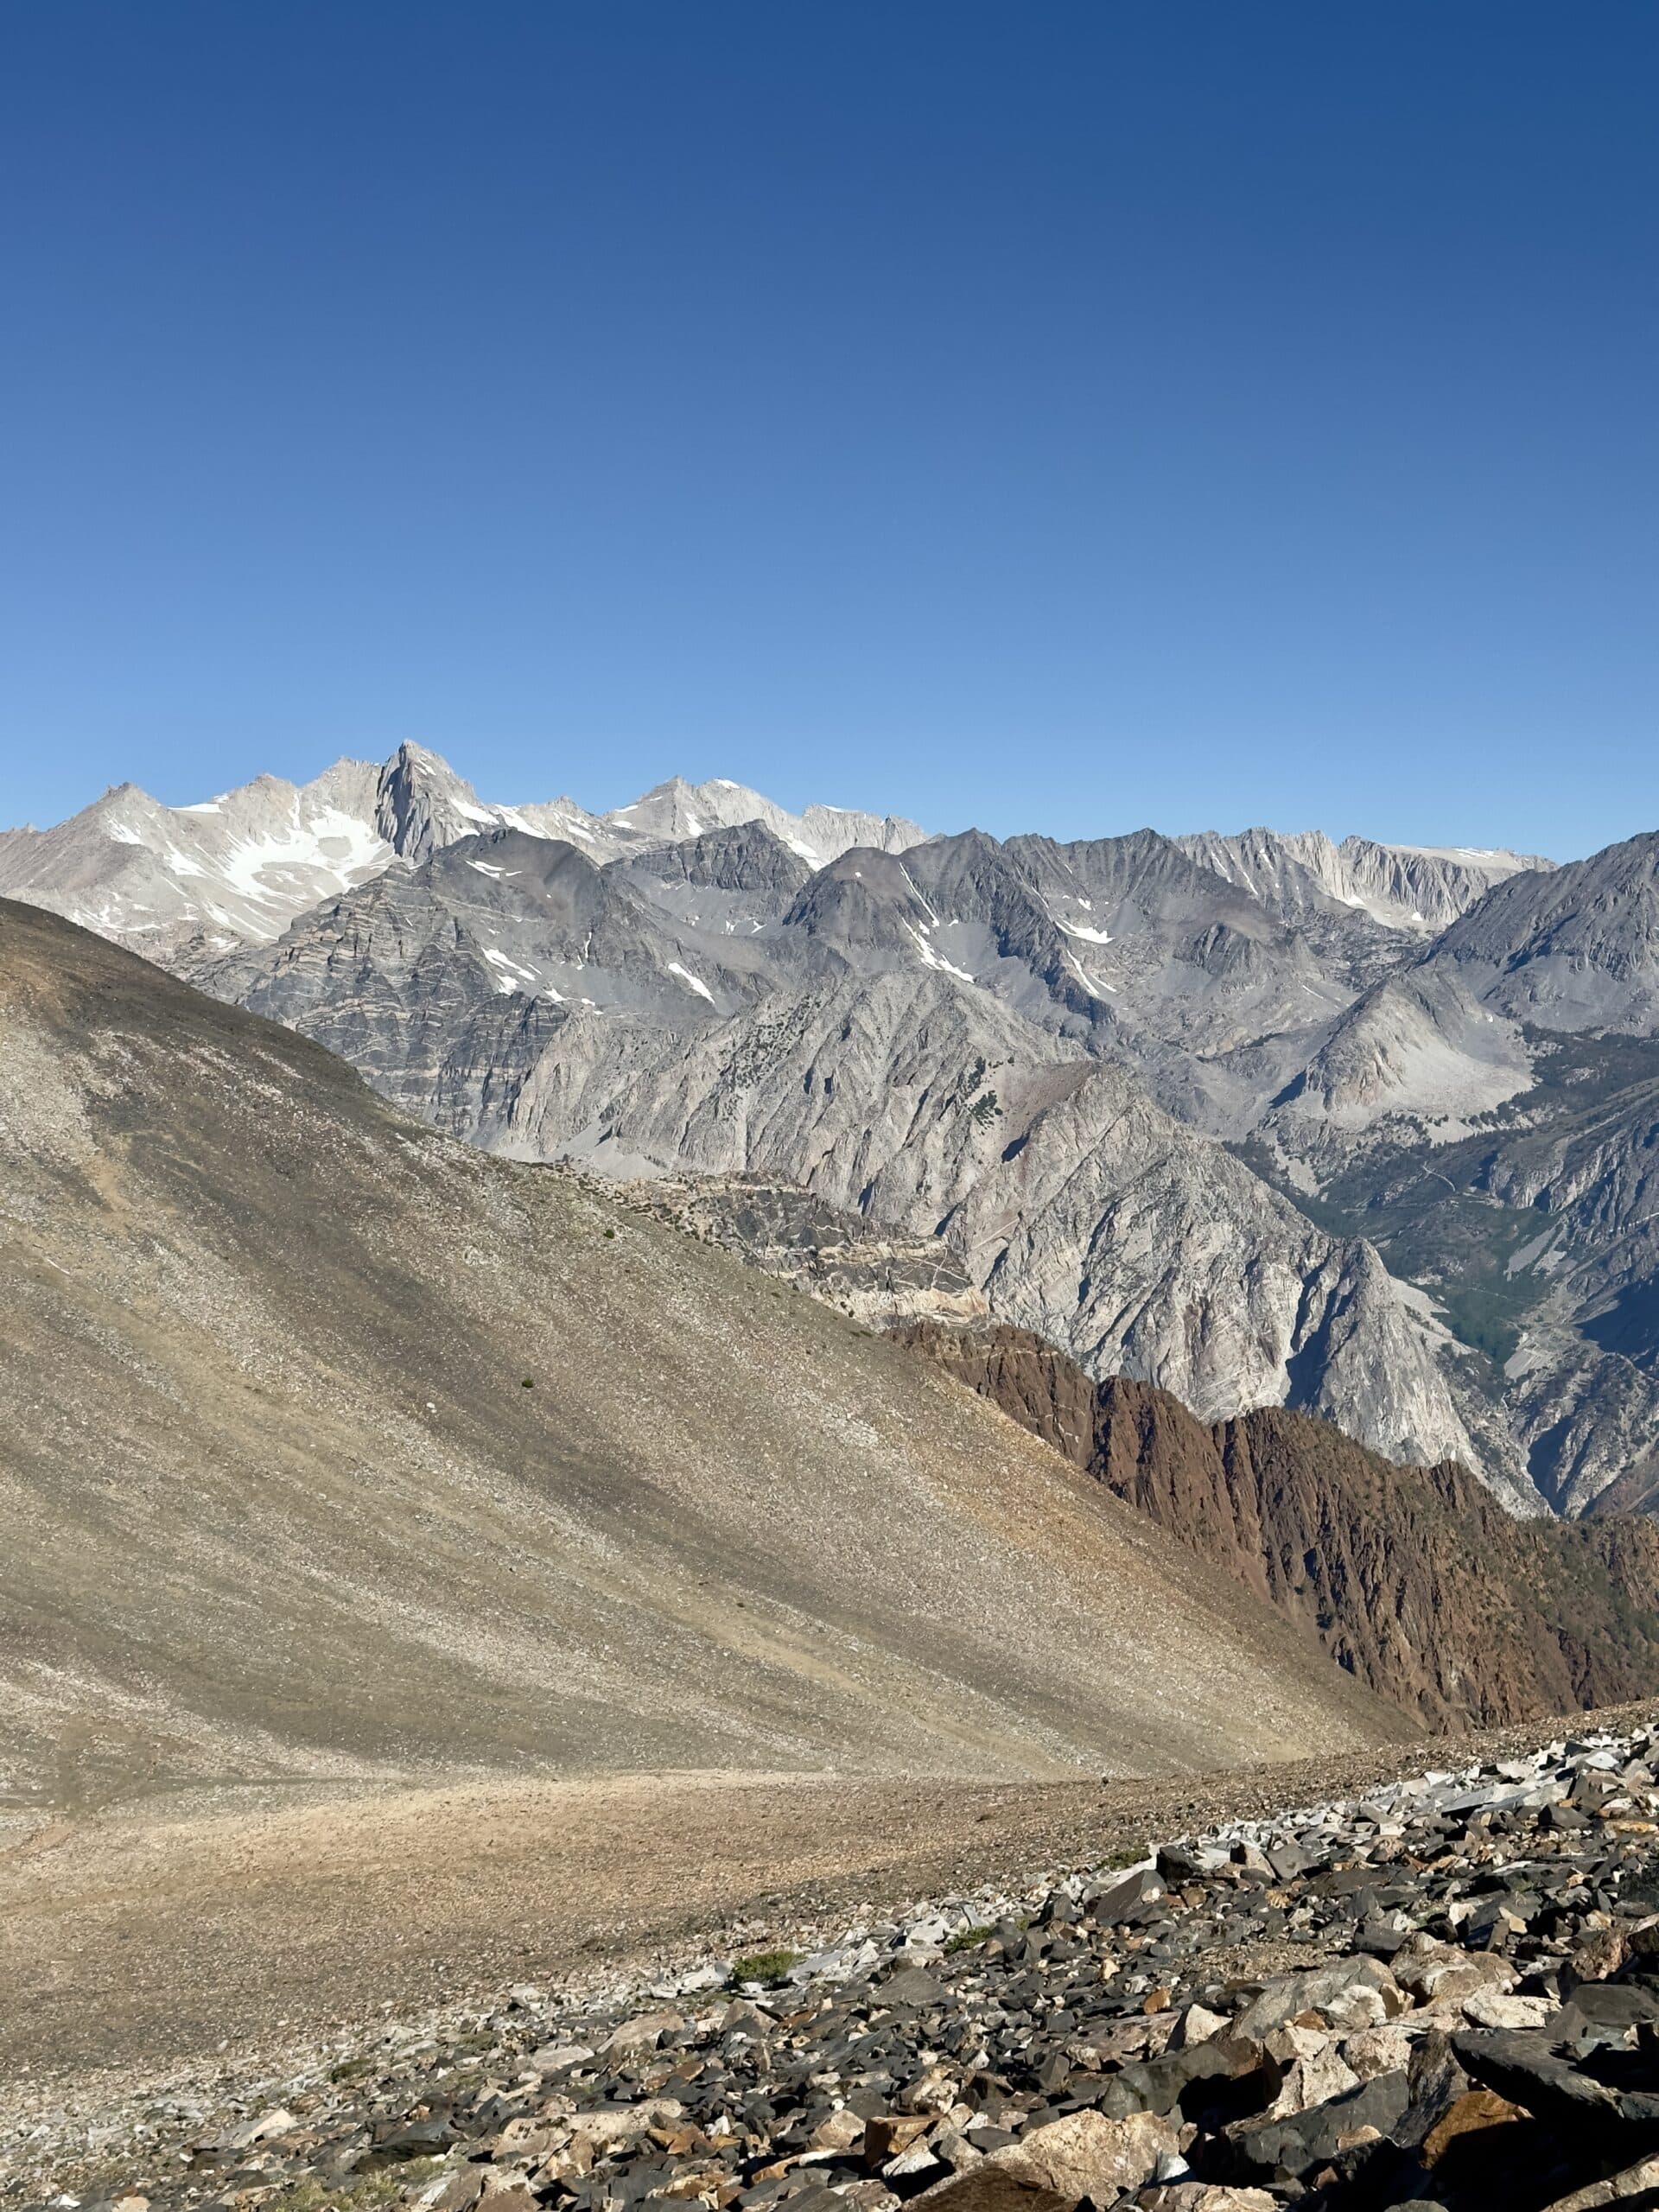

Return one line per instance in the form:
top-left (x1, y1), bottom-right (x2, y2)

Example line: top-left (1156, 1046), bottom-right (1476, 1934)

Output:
top-left (0, 899), bottom-right (1408, 1802)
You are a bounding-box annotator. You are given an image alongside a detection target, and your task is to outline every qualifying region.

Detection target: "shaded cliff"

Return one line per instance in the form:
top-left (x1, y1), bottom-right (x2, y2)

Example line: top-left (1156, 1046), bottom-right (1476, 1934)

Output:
top-left (893, 1319), bottom-right (1659, 1730)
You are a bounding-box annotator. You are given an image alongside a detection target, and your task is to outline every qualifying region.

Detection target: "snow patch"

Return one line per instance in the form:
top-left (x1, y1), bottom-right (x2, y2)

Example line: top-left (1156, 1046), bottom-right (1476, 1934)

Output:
top-left (906, 924), bottom-right (974, 983)
top-left (1066, 953), bottom-right (1116, 997)
top-left (667, 960), bottom-right (716, 1003)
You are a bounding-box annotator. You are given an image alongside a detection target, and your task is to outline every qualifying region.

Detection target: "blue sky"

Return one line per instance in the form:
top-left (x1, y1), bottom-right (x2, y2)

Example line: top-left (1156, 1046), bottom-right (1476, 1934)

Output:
top-left (2, 3), bottom-right (1654, 856)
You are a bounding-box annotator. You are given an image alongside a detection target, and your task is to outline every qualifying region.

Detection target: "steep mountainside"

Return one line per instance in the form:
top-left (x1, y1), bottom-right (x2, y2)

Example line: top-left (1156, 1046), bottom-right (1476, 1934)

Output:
top-left (893, 1319), bottom-right (1659, 1729)
top-left (1426, 830), bottom-right (1659, 1033)
top-left (16, 741), bottom-right (1659, 1516)
top-left (1177, 828), bottom-right (1554, 933)
top-left (0, 896), bottom-right (1404, 1796)
top-left (185, 810), bottom-right (1523, 1485)
top-left (208, 867), bottom-right (1493, 1493)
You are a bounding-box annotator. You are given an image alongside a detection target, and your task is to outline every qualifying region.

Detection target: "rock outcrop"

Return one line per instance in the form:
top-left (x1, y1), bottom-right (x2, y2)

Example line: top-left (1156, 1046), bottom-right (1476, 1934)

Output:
top-left (894, 1319), bottom-right (1659, 1728)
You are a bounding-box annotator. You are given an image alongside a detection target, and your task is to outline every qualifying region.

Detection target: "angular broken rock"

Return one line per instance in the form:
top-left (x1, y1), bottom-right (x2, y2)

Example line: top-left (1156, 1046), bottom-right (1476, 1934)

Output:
top-left (1231, 1955), bottom-right (1404, 2037)
top-left (906, 2176), bottom-right (1070, 2212)
top-left (1421, 2086), bottom-right (1529, 2164)
top-left (1461, 1986), bottom-right (1554, 2029)
top-left (1262, 2042), bottom-right (1362, 2119)
top-left (599, 2006), bottom-right (683, 2055)
top-left (918, 2110), bottom-right (1177, 2207)
top-left (1340, 2023), bottom-right (1414, 2079)
top-left (1393, 1930), bottom-right (1518, 2011)
top-left (1230, 2069), bottom-right (1411, 2179)
top-left (881, 1966), bottom-right (946, 2009)
top-left (1168, 2001), bottom-right (1230, 2049)
top-left (1542, 2152), bottom-right (1659, 2209)
top-left (569, 2098), bottom-right (685, 2152)
top-left (1140, 2190), bottom-right (1281, 2212)
top-left (34, 1723), bottom-right (1659, 2212)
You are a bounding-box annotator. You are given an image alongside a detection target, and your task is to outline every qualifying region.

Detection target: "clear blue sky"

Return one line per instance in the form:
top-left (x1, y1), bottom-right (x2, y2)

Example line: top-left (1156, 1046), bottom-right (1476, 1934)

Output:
top-left (3, 3), bottom-right (1654, 855)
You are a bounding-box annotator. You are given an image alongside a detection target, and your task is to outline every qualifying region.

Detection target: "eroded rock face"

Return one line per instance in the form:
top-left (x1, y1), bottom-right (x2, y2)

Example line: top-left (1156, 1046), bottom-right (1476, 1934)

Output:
top-left (891, 1319), bottom-right (1659, 1730)
top-left (1427, 831), bottom-right (1659, 1036)
top-left (31, 1724), bottom-right (1659, 2212)
top-left (617, 1174), bottom-right (989, 1329)
top-left (1176, 827), bottom-right (1553, 936)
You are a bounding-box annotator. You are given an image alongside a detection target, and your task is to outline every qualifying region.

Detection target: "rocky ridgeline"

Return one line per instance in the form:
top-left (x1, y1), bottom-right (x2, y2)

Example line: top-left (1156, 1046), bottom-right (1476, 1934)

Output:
top-left (21, 1729), bottom-right (1659, 2212)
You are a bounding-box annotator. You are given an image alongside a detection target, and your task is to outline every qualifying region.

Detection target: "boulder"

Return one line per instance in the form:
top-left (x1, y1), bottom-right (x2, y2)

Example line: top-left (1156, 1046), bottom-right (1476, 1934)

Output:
top-left (1230, 2069), bottom-right (1410, 2180)
top-left (918, 2110), bottom-right (1179, 2207)
top-left (1231, 1955), bottom-right (1404, 2037)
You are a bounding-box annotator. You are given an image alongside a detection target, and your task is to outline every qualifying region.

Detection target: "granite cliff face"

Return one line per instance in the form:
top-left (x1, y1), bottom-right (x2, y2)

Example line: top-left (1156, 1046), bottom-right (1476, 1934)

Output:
top-left (1177, 827), bottom-right (1554, 934)
top-left (1425, 830), bottom-right (1659, 1033)
top-left (893, 1319), bottom-right (1659, 1728)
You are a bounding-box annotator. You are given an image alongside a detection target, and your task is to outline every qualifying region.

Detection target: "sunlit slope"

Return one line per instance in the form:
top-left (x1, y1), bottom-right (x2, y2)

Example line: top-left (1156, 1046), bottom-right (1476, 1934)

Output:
top-left (0, 899), bottom-right (1406, 1796)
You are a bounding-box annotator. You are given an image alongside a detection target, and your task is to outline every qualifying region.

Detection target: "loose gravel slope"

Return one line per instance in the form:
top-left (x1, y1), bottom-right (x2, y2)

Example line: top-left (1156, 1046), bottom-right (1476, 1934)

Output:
top-left (0, 898), bottom-right (1403, 1805)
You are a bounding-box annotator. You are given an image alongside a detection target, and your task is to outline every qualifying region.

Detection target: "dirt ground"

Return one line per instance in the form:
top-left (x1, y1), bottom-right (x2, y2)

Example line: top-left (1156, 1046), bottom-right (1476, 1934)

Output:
top-left (8, 1702), bottom-right (1652, 2134)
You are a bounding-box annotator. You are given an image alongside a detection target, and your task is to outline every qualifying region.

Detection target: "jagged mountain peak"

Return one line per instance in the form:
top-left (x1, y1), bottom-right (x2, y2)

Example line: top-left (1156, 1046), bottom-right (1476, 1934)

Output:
top-left (0, 743), bottom-right (930, 958)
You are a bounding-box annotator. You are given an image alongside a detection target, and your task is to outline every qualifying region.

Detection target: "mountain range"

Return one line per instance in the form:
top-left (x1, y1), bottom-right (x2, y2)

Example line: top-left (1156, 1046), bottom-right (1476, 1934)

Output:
top-left (6, 741), bottom-right (1657, 1518)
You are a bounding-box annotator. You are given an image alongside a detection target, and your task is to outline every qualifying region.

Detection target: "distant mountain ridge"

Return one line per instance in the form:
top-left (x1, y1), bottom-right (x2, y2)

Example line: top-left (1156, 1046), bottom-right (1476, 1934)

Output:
top-left (11, 740), bottom-right (1659, 1520)
top-left (1175, 827), bottom-right (1554, 934)
top-left (0, 741), bottom-right (925, 963)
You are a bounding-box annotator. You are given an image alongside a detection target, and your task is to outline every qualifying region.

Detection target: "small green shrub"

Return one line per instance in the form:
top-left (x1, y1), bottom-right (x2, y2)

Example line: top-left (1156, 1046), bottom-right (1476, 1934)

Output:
top-left (259, 2158), bottom-right (448, 2212)
top-left (944, 1924), bottom-right (993, 1954)
top-left (730, 1948), bottom-right (800, 1986)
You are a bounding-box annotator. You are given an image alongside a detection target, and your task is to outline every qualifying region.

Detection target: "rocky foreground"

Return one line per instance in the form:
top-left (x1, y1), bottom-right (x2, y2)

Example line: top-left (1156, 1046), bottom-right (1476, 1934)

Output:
top-left (18, 1726), bottom-right (1659, 2212)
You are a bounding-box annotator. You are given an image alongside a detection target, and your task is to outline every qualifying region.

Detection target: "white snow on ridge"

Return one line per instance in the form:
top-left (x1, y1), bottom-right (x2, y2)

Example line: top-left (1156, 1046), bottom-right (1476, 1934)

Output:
top-left (11, 745), bottom-right (927, 956)
top-left (213, 806), bottom-right (391, 910)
